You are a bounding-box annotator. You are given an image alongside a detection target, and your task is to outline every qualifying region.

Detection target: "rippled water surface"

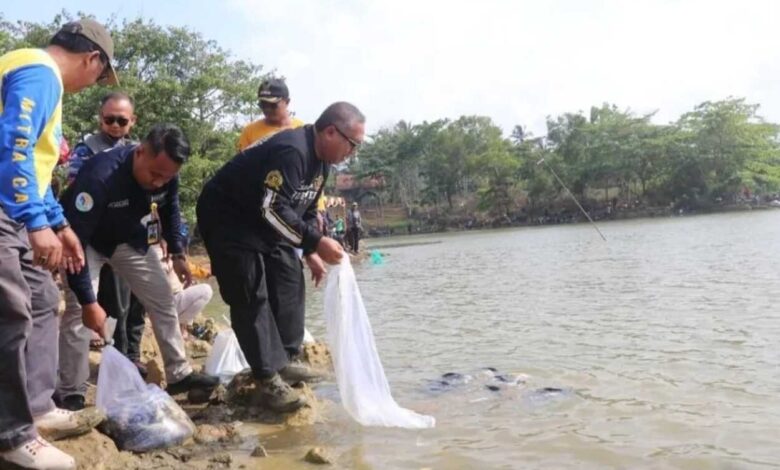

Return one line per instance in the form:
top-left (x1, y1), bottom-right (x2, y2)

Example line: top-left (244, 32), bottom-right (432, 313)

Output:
top-left (207, 211), bottom-right (780, 469)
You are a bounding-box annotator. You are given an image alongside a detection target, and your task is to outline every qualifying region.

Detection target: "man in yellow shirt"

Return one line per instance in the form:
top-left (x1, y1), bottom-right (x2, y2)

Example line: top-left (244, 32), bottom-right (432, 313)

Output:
top-left (237, 78), bottom-right (304, 151)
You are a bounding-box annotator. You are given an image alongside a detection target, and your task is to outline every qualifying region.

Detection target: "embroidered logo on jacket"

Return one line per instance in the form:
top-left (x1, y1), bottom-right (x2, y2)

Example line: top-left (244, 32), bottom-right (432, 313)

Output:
top-left (75, 193), bottom-right (94, 212)
top-left (265, 170), bottom-right (284, 190)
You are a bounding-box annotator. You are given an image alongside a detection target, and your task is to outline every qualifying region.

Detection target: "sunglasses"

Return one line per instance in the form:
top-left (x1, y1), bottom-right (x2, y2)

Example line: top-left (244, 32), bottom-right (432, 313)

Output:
top-left (334, 125), bottom-right (361, 151)
top-left (103, 115), bottom-right (130, 126)
top-left (259, 101), bottom-right (280, 110)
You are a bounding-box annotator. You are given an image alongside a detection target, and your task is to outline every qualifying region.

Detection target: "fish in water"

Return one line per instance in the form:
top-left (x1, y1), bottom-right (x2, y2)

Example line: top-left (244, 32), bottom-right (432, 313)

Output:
top-left (522, 386), bottom-right (572, 406)
top-left (427, 368), bottom-right (527, 393)
top-left (427, 368), bottom-right (572, 404)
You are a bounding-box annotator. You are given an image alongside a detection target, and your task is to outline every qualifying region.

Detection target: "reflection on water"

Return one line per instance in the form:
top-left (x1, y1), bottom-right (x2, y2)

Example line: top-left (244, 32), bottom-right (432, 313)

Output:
top-left (204, 211), bottom-right (780, 469)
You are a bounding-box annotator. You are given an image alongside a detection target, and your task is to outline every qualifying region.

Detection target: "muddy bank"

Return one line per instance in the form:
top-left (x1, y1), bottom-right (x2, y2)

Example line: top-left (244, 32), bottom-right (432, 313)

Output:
top-left (65, 318), bottom-right (333, 469)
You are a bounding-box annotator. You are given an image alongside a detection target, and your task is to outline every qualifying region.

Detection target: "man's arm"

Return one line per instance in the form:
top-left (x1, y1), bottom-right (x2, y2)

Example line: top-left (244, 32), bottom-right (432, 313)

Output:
top-left (42, 185), bottom-right (67, 229)
top-left (159, 176), bottom-right (192, 285)
top-left (63, 172), bottom-right (108, 305)
top-left (260, 149), bottom-right (323, 252)
top-left (0, 64), bottom-right (61, 230)
top-left (301, 178), bottom-right (327, 254)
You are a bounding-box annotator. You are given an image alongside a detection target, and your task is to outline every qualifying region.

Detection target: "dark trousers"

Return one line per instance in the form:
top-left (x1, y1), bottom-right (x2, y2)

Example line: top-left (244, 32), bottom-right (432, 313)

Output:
top-left (0, 209), bottom-right (59, 450)
top-left (208, 242), bottom-right (304, 378)
top-left (198, 202), bottom-right (304, 378)
top-left (97, 265), bottom-right (145, 361)
top-left (347, 227), bottom-right (360, 252)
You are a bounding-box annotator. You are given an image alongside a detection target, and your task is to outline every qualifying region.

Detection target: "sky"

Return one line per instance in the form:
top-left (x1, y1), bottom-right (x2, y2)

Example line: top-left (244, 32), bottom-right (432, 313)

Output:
top-left (8, 0), bottom-right (780, 136)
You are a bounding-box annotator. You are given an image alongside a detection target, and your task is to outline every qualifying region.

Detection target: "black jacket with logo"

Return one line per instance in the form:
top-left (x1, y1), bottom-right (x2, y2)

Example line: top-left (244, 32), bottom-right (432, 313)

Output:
top-left (198, 125), bottom-right (326, 254)
top-left (61, 145), bottom-right (183, 305)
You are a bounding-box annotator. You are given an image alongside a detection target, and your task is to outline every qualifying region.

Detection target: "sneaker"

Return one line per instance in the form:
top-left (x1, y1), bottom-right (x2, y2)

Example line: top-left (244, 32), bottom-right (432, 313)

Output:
top-left (166, 372), bottom-right (220, 396)
top-left (279, 360), bottom-right (327, 384)
top-left (257, 373), bottom-right (306, 412)
top-left (0, 436), bottom-right (75, 470)
top-left (34, 407), bottom-right (104, 442)
top-left (58, 395), bottom-right (85, 412)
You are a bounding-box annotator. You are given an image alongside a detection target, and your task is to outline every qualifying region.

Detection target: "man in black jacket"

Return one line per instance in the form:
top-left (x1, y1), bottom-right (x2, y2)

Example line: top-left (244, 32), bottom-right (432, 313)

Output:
top-left (197, 102), bottom-right (363, 412)
top-left (64, 91), bottom-right (147, 395)
top-left (57, 124), bottom-right (218, 408)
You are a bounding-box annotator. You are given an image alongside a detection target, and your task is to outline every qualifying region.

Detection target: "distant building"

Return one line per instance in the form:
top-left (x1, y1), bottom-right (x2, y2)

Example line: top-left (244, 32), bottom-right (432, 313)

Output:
top-left (334, 173), bottom-right (385, 202)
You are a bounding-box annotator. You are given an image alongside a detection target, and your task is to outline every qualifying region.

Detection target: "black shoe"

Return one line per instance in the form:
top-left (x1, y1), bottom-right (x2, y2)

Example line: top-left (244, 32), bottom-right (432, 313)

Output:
top-left (59, 395), bottom-right (85, 411)
top-left (166, 372), bottom-right (219, 396)
top-left (279, 360), bottom-right (327, 384)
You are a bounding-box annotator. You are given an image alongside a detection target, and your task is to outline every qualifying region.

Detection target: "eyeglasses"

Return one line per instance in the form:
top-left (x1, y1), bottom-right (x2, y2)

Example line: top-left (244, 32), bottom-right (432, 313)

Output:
top-left (95, 51), bottom-right (111, 83)
top-left (334, 125), bottom-right (361, 151)
top-left (103, 116), bottom-right (130, 126)
top-left (259, 101), bottom-right (280, 110)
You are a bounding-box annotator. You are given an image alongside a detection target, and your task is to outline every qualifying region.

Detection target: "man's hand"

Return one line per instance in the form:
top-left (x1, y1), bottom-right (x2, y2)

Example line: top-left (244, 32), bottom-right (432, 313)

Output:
top-left (172, 255), bottom-right (193, 287)
top-left (28, 228), bottom-right (63, 271)
top-left (82, 302), bottom-right (107, 335)
top-left (304, 253), bottom-right (327, 287)
top-left (57, 226), bottom-right (85, 274)
top-left (316, 237), bottom-right (344, 265)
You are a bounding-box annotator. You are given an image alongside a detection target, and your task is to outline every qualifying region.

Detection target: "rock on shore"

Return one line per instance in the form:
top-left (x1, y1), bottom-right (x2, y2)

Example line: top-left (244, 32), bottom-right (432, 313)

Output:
top-left (67, 317), bottom-right (333, 469)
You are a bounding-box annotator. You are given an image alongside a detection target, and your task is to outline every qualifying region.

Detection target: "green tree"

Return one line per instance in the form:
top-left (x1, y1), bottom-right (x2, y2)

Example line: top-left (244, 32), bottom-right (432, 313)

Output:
top-left (511, 128), bottom-right (556, 216)
top-left (674, 98), bottom-right (780, 201)
top-left (461, 117), bottom-right (518, 215)
top-left (545, 112), bottom-right (590, 197)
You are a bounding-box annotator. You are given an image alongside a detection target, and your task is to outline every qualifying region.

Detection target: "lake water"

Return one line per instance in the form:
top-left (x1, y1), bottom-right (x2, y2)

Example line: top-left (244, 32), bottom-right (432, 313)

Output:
top-left (205, 210), bottom-right (780, 469)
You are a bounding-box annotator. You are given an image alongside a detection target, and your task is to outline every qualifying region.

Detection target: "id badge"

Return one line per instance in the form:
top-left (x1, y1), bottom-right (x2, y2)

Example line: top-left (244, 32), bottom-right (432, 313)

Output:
top-left (147, 219), bottom-right (161, 245)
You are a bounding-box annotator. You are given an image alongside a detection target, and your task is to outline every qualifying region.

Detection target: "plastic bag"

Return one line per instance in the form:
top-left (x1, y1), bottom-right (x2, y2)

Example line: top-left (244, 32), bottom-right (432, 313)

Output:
top-left (324, 256), bottom-right (435, 429)
top-left (96, 346), bottom-right (195, 452)
top-left (303, 328), bottom-right (316, 345)
top-left (204, 329), bottom-right (250, 384)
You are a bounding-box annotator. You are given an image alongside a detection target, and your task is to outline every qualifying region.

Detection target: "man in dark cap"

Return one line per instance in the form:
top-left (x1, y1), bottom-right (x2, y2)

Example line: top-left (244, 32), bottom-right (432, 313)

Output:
top-left (0, 18), bottom-right (118, 470)
top-left (237, 78), bottom-right (304, 151)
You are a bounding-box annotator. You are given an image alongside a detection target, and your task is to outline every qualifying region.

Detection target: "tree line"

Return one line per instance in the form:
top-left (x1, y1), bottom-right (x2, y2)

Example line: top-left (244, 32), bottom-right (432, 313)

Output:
top-left (352, 101), bottom-right (780, 222)
top-left (4, 12), bottom-right (780, 226)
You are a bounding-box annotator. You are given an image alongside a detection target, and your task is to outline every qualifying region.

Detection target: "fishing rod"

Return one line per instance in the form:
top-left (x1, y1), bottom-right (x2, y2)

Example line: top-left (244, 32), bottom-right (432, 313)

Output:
top-left (536, 158), bottom-right (607, 242)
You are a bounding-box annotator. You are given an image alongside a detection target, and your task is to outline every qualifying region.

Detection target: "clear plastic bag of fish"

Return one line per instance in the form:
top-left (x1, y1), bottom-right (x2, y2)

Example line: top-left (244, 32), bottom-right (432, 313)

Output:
top-left (324, 256), bottom-right (435, 429)
top-left (96, 346), bottom-right (195, 452)
top-left (204, 329), bottom-right (250, 384)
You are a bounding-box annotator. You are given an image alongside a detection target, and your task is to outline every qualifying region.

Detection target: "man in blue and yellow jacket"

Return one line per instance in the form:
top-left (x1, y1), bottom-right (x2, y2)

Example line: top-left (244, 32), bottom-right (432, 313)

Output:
top-left (0, 19), bottom-right (118, 470)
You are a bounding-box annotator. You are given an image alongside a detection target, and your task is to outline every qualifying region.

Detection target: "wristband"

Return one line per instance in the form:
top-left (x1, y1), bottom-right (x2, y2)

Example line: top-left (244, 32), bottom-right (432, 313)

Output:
top-left (52, 222), bottom-right (70, 233)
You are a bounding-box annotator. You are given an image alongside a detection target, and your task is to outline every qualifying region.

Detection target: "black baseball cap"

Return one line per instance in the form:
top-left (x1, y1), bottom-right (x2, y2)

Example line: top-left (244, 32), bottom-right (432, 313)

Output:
top-left (258, 78), bottom-right (289, 103)
top-left (57, 19), bottom-right (119, 86)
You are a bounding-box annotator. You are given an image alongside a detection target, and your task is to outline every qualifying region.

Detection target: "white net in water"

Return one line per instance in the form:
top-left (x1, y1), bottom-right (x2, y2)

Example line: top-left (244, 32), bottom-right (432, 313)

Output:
top-left (324, 256), bottom-right (435, 429)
